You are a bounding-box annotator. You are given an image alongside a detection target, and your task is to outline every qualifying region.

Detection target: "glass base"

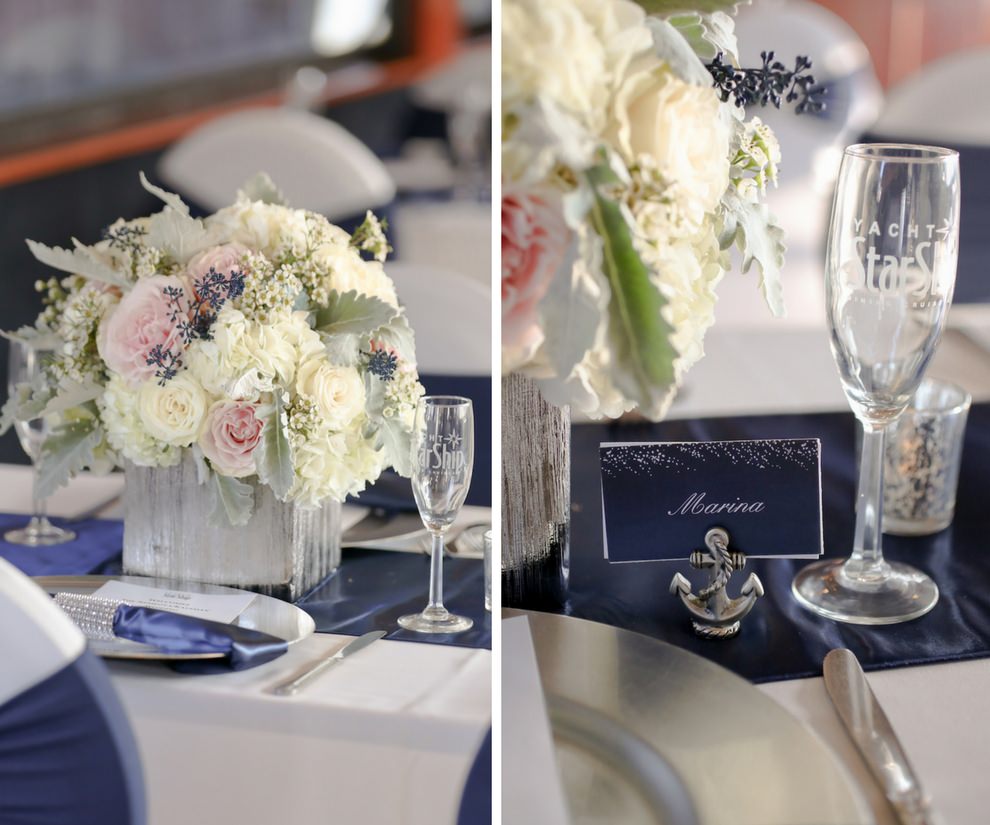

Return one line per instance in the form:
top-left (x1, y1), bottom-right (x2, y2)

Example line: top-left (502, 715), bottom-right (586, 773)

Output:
top-left (792, 558), bottom-right (938, 625)
top-left (398, 605), bottom-right (473, 634)
top-left (4, 516), bottom-right (76, 547)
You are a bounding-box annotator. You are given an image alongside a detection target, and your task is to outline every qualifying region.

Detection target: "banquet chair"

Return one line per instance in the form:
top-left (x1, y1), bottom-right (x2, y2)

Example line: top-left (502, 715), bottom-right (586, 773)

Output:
top-left (0, 559), bottom-right (146, 825)
top-left (872, 49), bottom-right (990, 145)
top-left (157, 107), bottom-right (397, 225)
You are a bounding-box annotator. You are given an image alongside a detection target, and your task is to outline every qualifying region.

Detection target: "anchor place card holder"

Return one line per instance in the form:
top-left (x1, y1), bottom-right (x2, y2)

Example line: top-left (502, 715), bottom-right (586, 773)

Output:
top-left (600, 439), bottom-right (824, 639)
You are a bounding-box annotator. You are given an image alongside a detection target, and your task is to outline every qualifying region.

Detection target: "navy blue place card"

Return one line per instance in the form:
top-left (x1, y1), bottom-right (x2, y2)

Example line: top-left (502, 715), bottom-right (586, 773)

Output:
top-left (600, 439), bottom-right (824, 561)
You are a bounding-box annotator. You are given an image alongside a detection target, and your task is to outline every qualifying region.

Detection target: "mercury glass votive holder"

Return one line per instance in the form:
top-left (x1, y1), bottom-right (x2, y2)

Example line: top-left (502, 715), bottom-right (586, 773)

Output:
top-left (883, 379), bottom-right (971, 536)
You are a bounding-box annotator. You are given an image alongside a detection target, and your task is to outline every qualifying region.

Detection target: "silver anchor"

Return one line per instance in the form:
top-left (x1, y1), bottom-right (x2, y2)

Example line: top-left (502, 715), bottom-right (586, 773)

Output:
top-left (669, 527), bottom-right (765, 639)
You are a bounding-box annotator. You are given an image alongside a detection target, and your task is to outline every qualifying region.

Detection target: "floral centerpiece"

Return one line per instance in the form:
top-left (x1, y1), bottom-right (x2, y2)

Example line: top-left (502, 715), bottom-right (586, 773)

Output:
top-left (503, 0), bottom-right (821, 418)
top-left (2, 173), bottom-right (422, 592)
top-left (500, 0), bottom-right (822, 605)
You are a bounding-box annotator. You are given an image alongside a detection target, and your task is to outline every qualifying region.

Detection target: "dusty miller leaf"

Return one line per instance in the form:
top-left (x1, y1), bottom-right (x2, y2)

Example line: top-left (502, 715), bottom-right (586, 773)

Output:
top-left (313, 290), bottom-right (397, 338)
top-left (26, 239), bottom-right (130, 289)
top-left (144, 209), bottom-right (216, 265)
top-left (41, 380), bottom-right (102, 417)
top-left (645, 17), bottom-right (713, 86)
top-left (720, 188), bottom-right (786, 316)
top-left (372, 313), bottom-right (416, 363)
top-left (139, 171), bottom-right (190, 215)
top-left (0, 378), bottom-right (53, 436)
top-left (37, 415), bottom-right (102, 499)
top-left (669, 11), bottom-right (739, 64)
top-left (238, 172), bottom-right (288, 206)
top-left (209, 473), bottom-right (254, 527)
top-left (256, 389), bottom-right (294, 500)
top-left (1, 326), bottom-right (61, 349)
top-left (379, 415), bottom-right (414, 478)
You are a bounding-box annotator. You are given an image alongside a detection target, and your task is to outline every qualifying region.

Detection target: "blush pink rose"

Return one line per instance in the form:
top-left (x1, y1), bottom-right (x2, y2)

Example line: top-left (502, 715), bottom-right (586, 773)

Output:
top-left (97, 275), bottom-right (190, 386)
top-left (198, 401), bottom-right (264, 478)
top-left (502, 193), bottom-right (568, 372)
top-left (185, 243), bottom-right (249, 284)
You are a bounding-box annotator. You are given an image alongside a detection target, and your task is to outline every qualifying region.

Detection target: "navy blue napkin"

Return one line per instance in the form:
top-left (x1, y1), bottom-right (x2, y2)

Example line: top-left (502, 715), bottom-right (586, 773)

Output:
top-left (111, 604), bottom-right (287, 671)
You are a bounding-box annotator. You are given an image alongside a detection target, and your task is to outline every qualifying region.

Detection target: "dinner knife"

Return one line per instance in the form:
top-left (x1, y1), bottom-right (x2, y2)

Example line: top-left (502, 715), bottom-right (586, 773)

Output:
top-left (823, 648), bottom-right (941, 825)
top-left (269, 630), bottom-right (386, 697)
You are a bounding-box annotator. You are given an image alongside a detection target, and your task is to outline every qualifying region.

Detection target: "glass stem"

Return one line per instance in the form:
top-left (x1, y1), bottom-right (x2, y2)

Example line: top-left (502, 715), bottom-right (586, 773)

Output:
top-left (848, 420), bottom-right (889, 579)
top-left (32, 462), bottom-right (47, 526)
top-left (427, 529), bottom-right (445, 612)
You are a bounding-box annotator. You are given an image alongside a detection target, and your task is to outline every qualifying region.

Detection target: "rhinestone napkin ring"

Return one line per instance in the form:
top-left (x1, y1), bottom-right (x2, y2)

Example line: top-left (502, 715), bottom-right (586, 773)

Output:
top-left (54, 592), bottom-right (124, 641)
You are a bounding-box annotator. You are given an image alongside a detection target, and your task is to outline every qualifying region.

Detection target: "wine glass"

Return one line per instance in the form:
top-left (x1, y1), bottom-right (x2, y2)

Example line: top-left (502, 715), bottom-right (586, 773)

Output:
top-left (4, 340), bottom-right (76, 546)
top-left (792, 144), bottom-right (959, 624)
top-left (398, 396), bottom-right (475, 633)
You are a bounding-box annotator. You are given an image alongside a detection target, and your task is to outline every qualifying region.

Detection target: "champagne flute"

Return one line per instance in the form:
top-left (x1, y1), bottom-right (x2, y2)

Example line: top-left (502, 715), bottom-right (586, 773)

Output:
top-left (399, 396), bottom-right (474, 633)
top-left (792, 144), bottom-right (959, 624)
top-left (4, 340), bottom-right (76, 546)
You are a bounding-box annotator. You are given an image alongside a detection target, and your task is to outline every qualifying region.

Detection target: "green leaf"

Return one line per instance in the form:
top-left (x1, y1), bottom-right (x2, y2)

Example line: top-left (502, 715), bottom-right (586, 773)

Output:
top-left (37, 415), bottom-right (102, 499)
top-left (720, 189), bottom-right (786, 316)
top-left (669, 11), bottom-right (739, 64)
top-left (209, 473), bottom-right (254, 527)
top-left (238, 172), bottom-right (288, 206)
top-left (139, 171), bottom-right (190, 215)
top-left (26, 239), bottom-right (130, 289)
top-left (585, 163), bottom-right (678, 399)
top-left (256, 390), bottom-right (294, 500)
top-left (634, 0), bottom-right (747, 15)
top-left (313, 290), bottom-right (398, 338)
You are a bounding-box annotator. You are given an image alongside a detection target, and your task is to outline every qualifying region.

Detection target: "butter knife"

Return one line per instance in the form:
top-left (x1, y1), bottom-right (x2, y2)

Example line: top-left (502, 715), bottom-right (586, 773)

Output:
top-left (269, 630), bottom-right (385, 696)
top-left (823, 648), bottom-right (941, 825)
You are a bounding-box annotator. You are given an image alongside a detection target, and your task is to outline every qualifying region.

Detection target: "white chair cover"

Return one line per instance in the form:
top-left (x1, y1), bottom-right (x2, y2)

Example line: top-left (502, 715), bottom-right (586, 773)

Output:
top-left (386, 262), bottom-right (491, 376)
top-left (158, 107), bottom-right (396, 220)
top-left (873, 48), bottom-right (990, 145)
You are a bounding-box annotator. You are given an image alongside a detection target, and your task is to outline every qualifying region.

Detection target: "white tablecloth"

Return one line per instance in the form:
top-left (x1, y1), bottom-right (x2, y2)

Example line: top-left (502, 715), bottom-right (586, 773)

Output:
top-left (0, 467), bottom-right (491, 825)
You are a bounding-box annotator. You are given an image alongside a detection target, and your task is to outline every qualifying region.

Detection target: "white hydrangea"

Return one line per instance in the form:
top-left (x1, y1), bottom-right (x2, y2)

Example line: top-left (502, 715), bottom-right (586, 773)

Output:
top-left (98, 374), bottom-right (181, 467)
top-left (290, 424), bottom-right (385, 508)
top-left (311, 243), bottom-right (399, 308)
top-left (207, 200), bottom-right (310, 261)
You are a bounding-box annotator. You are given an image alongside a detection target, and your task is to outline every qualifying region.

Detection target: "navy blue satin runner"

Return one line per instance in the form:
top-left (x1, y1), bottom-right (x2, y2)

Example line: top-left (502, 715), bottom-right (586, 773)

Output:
top-left (0, 650), bottom-right (146, 825)
top-left (0, 515), bottom-right (123, 577)
top-left (298, 548), bottom-right (491, 650)
top-left (547, 405), bottom-right (990, 683)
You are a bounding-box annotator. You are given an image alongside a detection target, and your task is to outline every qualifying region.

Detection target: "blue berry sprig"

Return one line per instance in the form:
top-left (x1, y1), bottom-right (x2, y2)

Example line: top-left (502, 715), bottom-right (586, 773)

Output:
top-left (146, 343), bottom-right (183, 385)
top-left (707, 52), bottom-right (825, 114)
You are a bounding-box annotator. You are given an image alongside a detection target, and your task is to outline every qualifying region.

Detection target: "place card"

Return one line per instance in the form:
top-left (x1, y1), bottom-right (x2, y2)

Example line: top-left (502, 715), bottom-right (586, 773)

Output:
top-left (93, 581), bottom-right (257, 624)
top-left (601, 438), bottom-right (823, 561)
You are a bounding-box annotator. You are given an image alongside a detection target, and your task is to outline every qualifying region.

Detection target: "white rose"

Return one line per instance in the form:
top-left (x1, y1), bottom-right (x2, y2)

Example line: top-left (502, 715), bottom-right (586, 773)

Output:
top-left (502, 0), bottom-right (650, 134)
top-left (296, 359), bottom-right (365, 430)
top-left (312, 244), bottom-right (399, 308)
top-left (607, 58), bottom-right (730, 215)
top-left (98, 374), bottom-right (181, 467)
top-left (137, 373), bottom-right (208, 446)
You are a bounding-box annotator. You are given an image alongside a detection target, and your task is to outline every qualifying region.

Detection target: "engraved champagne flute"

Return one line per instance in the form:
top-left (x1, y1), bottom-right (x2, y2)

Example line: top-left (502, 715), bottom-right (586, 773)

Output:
top-left (792, 144), bottom-right (959, 623)
top-left (398, 396), bottom-right (475, 633)
top-left (5, 340), bottom-right (76, 545)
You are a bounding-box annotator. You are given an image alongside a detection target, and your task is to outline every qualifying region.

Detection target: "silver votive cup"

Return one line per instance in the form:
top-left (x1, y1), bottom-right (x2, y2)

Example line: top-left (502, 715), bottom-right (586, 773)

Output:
top-left (883, 378), bottom-right (971, 536)
top-left (483, 529), bottom-right (492, 612)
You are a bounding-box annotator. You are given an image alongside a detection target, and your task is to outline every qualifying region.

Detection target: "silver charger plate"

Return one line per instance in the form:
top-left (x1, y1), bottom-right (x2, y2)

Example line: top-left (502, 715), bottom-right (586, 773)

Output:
top-left (36, 575), bottom-right (315, 661)
top-left (508, 610), bottom-right (874, 825)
